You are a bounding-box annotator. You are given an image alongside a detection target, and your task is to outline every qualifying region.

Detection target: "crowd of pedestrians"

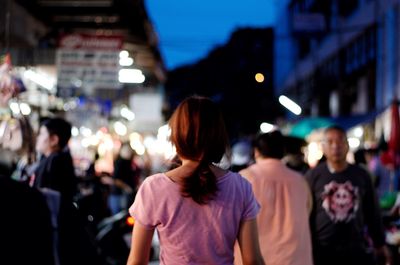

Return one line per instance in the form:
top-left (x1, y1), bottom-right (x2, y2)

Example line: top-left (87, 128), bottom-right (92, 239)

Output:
top-left (1, 94), bottom-right (399, 265)
top-left (125, 95), bottom-right (396, 265)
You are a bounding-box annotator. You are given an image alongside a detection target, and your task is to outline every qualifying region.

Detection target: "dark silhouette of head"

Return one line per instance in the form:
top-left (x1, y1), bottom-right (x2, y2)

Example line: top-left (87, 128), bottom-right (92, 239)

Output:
top-left (41, 117), bottom-right (72, 150)
top-left (253, 130), bottom-right (284, 159)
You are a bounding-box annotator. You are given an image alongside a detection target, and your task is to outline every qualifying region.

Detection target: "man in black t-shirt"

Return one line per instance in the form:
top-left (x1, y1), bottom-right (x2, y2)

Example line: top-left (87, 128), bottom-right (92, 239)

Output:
top-left (305, 125), bottom-right (392, 265)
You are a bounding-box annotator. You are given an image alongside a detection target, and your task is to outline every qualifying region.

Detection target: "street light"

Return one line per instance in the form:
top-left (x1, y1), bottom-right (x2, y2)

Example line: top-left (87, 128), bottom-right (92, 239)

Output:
top-left (260, 122), bottom-right (275, 133)
top-left (279, 95), bottom-right (302, 115)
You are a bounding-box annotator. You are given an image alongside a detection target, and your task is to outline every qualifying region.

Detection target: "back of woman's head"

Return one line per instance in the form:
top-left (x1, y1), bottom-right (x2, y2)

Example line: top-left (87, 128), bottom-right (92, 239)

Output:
top-left (169, 96), bottom-right (228, 162)
top-left (169, 96), bottom-right (229, 204)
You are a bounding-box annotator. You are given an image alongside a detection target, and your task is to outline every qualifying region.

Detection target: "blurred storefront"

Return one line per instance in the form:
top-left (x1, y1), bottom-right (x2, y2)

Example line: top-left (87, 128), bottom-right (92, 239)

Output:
top-left (0, 0), bottom-right (170, 175)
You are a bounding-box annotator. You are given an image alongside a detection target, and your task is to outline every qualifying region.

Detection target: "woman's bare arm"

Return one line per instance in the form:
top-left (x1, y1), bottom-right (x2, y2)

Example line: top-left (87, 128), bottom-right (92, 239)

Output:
top-left (126, 222), bottom-right (154, 265)
top-left (237, 218), bottom-right (265, 265)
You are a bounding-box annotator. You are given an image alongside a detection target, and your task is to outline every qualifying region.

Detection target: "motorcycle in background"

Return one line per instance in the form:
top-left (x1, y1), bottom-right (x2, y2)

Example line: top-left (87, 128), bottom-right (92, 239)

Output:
top-left (96, 210), bottom-right (160, 265)
top-left (75, 174), bottom-right (159, 265)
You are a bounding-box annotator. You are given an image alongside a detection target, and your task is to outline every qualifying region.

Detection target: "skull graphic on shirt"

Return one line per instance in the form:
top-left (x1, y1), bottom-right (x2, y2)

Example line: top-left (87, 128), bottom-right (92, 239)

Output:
top-left (321, 181), bottom-right (359, 222)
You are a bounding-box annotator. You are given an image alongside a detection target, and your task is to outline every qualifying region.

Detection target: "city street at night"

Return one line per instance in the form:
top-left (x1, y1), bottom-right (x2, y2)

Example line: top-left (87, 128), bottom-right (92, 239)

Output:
top-left (1, 0), bottom-right (400, 264)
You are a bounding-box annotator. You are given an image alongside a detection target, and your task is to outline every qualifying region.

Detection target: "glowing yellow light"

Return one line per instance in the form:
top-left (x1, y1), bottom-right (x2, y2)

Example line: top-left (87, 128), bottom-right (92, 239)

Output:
top-left (126, 216), bottom-right (135, 226)
top-left (255, 73), bottom-right (265, 83)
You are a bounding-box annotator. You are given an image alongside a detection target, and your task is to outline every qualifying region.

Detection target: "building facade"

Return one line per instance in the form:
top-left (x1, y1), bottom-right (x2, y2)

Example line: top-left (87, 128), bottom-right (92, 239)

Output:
top-left (275, 0), bottom-right (400, 118)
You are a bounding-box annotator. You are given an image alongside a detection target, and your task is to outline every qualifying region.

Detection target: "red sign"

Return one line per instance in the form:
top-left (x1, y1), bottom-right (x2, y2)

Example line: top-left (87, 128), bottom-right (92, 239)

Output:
top-left (58, 34), bottom-right (123, 50)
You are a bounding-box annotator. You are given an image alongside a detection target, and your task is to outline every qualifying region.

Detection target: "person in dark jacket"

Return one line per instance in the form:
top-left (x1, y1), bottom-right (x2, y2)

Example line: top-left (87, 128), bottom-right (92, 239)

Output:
top-left (305, 125), bottom-right (392, 265)
top-left (33, 117), bottom-right (101, 265)
top-left (33, 117), bottom-right (77, 202)
top-left (0, 175), bottom-right (54, 265)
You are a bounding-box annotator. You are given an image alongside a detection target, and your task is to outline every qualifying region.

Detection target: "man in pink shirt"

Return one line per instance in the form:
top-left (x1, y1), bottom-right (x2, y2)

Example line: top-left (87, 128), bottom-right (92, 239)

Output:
top-left (235, 131), bottom-right (313, 265)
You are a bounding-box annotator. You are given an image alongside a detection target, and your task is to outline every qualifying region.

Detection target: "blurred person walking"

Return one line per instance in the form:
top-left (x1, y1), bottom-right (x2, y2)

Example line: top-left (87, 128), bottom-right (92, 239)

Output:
top-left (305, 125), bottom-right (392, 265)
top-left (230, 140), bottom-right (253, 172)
top-left (0, 174), bottom-right (54, 265)
top-left (0, 116), bottom-right (37, 184)
top-left (366, 146), bottom-right (394, 204)
top-left (33, 117), bottom-right (77, 204)
top-left (33, 117), bottom-right (101, 265)
top-left (86, 152), bottom-right (99, 178)
top-left (235, 130), bottom-right (313, 265)
top-left (127, 96), bottom-right (264, 265)
top-left (0, 58), bottom-right (54, 264)
top-left (107, 142), bottom-right (140, 215)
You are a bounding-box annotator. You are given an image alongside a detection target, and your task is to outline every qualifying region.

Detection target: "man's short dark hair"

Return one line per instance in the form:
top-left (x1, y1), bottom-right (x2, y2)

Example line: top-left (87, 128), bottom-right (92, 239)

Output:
top-left (253, 130), bottom-right (284, 159)
top-left (323, 125), bottom-right (346, 136)
top-left (41, 117), bottom-right (72, 149)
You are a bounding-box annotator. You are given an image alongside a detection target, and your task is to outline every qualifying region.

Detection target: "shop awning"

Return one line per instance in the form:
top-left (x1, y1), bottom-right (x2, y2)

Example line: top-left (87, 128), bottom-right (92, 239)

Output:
top-left (288, 108), bottom-right (385, 139)
top-left (332, 108), bottom-right (385, 130)
top-left (289, 117), bottom-right (334, 139)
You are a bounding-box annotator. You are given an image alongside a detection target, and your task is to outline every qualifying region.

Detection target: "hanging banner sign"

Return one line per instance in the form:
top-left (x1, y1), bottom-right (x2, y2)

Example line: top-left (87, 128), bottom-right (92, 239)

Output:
top-left (56, 34), bottom-right (124, 97)
top-left (58, 34), bottom-right (123, 50)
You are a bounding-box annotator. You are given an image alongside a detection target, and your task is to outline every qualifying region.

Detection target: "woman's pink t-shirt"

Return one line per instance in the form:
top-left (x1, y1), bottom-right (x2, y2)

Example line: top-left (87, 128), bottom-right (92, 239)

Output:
top-left (129, 171), bottom-right (260, 265)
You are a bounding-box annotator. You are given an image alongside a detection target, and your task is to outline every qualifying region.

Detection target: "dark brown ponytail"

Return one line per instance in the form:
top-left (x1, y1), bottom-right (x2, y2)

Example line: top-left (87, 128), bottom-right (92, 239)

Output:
top-left (180, 160), bottom-right (218, 204)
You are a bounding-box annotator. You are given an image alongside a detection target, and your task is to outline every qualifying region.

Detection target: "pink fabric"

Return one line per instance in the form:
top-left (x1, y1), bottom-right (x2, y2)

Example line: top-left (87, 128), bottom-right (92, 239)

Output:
top-left (130, 171), bottom-right (260, 265)
top-left (237, 159), bottom-right (313, 265)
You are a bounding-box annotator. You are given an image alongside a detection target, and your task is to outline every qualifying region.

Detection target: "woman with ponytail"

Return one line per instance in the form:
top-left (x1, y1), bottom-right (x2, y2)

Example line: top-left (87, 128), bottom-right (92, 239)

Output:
top-left (127, 96), bottom-right (264, 265)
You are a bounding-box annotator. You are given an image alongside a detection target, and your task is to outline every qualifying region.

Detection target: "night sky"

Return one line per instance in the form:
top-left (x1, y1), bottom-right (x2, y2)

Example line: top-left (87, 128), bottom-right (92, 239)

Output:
top-left (145, 0), bottom-right (277, 70)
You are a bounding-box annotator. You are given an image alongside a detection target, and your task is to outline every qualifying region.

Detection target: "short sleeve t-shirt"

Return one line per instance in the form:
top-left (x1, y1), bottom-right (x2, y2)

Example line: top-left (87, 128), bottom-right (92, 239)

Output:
top-left (305, 162), bottom-right (385, 250)
top-left (129, 171), bottom-right (260, 265)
